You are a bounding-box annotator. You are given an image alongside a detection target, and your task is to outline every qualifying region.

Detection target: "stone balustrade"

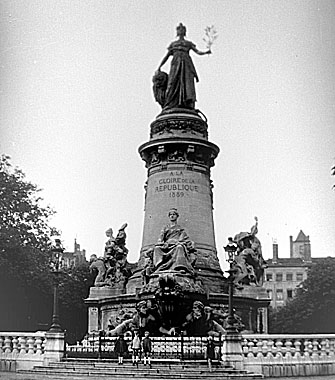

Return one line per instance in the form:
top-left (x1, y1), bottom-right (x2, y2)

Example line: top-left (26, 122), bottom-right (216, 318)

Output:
top-left (0, 331), bottom-right (64, 372)
top-left (0, 332), bottom-right (46, 371)
top-left (242, 334), bottom-right (335, 377)
top-left (1, 331), bottom-right (335, 377)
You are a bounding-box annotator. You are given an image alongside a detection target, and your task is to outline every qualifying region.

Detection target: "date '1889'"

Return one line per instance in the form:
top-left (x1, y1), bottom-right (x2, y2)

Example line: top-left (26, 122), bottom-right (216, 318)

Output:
top-left (169, 192), bottom-right (185, 198)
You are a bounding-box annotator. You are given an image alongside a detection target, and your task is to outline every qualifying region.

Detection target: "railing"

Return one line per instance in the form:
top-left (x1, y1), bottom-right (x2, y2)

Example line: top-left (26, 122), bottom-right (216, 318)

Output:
top-left (66, 332), bottom-right (223, 361)
top-left (242, 334), bottom-right (335, 377)
top-left (2, 331), bottom-right (335, 377)
top-left (0, 332), bottom-right (46, 371)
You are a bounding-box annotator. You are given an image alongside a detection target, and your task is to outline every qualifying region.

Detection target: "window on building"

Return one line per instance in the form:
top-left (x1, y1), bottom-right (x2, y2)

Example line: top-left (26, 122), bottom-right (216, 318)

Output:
top-left (276, 289), bottom-right (283, 300)
top-left (276, 273), bottom-right (283, 282)
top-left (267, 290), bottom-right (273, 299)
top-left (266, 273), bottom-right (273, 281)
top-left (286, 273), bottom-right (293, 281)
top-left (287, 289), bottom-right (293, 299)
top-left (296, 273), bottom-right (303, 281)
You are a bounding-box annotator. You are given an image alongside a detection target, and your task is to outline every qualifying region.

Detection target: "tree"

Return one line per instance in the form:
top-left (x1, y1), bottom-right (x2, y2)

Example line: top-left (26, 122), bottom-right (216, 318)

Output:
top-left (0, 155), bottom-right (56, 250)
top-left (0, 155), bottom-right (57, 330)
top-left (0, 155), bottom-right (92, 341)
top-left (269, 258), bottom-right (335, 333)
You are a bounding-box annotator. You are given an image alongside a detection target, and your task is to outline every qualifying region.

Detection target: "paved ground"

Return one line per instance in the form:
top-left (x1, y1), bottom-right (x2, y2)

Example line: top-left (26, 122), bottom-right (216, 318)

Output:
top-left (1, 373), bottom-right (335, 380)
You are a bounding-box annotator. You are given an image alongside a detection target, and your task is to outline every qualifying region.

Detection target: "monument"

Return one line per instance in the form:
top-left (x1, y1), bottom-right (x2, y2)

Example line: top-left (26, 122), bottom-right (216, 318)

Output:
top-left (86, 24), bottom-right (270, 337)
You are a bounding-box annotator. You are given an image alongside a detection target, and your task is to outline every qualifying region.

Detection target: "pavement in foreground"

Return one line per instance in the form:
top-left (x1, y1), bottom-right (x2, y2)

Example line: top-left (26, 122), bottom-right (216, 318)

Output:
top-left (1, 373), bottom-right (335, 380)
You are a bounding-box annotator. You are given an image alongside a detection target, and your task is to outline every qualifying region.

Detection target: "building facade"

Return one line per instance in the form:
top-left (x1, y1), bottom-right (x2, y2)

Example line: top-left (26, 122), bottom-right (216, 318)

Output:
top-left (263, 231), bottom-right (312, 309)
top-left (62, 239), bottom-right (87, 268)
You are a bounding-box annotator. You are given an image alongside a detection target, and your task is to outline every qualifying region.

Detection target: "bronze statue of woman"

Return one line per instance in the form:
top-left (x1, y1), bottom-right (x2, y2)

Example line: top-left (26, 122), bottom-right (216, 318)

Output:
top-left (155, 23), bottom-right (211, 110)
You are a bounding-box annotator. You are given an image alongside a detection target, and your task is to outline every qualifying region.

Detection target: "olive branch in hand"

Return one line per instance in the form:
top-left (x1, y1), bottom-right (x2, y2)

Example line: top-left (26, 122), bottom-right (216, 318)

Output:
top-left (203, 25), bottom-right (218, 52)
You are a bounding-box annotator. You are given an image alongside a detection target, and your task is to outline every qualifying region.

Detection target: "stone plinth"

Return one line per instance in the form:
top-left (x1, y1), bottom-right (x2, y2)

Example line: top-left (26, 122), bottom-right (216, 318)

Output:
top-left (43, 331), bottom-right (64, 365)
top-left (85, 290), bottom-right (137, 333)
top-left (222, 332), bottom-right (244, 370)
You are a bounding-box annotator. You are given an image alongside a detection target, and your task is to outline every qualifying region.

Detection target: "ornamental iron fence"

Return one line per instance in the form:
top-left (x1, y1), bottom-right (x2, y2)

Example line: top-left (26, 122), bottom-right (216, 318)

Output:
top-left (65, 332), bottom-right (223, 361)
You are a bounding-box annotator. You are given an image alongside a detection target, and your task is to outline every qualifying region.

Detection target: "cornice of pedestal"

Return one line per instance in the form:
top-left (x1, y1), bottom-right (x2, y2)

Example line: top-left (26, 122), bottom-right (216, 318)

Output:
top-left (138, 136), bottom-right (220, 170)
top-left (150, 108), bottom-right (209, 140)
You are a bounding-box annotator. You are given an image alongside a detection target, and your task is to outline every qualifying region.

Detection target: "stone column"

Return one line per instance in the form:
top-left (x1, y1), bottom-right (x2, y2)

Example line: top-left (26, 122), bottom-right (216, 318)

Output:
top-left (126, 110), bottom-right (224, 294)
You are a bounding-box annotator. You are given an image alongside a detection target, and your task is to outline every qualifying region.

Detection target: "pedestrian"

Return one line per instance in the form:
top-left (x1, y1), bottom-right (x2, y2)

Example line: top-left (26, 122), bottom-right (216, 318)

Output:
top-left (206, 335), bottom-right (215, 372)
top-left (142, 330), bottom-right (152, 368)
top-left (114, 334), bottom-right (128, 365)
top-left (131, 330), bottom-right (141, 367)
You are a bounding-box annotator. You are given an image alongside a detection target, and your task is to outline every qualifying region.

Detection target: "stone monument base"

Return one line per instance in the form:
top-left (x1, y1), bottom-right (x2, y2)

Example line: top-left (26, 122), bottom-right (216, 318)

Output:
top-left (85, 285), bottom-right (269, 335)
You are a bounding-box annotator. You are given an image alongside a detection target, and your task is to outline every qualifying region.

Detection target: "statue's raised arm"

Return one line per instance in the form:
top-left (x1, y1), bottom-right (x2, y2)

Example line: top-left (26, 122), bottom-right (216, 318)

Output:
top-left (153, 23), bottom-right (211, 110)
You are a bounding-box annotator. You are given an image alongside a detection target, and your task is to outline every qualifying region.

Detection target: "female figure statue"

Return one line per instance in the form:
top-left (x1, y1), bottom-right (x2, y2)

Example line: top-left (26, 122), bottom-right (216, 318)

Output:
top-left (152, 208), bottom-right (196, 274)
top-left (155, 23), bottom-right (211, 110)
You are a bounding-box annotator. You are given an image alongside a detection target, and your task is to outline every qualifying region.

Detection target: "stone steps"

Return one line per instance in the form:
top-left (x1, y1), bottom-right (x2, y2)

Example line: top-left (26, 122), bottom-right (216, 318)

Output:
top-left (16, 358), bottom-right (264, 379)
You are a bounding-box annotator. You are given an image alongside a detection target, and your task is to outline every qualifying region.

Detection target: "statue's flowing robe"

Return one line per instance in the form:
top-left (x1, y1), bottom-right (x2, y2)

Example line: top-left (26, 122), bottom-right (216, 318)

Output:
top-left (153, 223), bottom-right (195, 274)
top-left (164, 40), bottom-right (198, 109)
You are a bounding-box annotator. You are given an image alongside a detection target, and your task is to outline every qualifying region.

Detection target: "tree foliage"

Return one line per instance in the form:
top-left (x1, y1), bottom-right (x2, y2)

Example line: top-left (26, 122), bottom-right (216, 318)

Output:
top-left (0, 155), bottom-right (56, 250)
top-left (0, 155), bottom-right (91, 341)
top-left (58, 263), bottom-right (92, 343)
top-left (269, 258), bottom-right (335, 333)
top-left (0, 155), bottom-right (56, 330)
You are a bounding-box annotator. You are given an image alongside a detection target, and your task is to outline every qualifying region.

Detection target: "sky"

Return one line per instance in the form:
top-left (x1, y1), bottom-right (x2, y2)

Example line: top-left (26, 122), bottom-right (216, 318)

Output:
top-left (1, 0), bottom-right (334, 270)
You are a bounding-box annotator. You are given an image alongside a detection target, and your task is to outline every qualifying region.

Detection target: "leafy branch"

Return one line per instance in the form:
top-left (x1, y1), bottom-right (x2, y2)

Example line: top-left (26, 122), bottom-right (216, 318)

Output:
top-left (203, 25), bottom-right (218, 51)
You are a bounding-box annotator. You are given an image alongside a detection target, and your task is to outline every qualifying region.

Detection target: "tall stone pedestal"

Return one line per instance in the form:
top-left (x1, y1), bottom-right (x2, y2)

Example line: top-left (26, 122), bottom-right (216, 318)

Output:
top-left (127, 109), bottom-right (224, 295)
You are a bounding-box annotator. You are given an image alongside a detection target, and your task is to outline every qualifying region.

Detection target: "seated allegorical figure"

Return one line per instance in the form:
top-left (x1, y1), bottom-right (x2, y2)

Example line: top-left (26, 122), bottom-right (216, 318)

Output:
top-left (152, 208), bottom-right (196, 275)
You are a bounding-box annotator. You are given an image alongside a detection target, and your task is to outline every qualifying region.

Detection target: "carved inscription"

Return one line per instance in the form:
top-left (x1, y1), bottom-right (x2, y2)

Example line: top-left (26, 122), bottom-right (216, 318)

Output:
top-left (154, 171), bottom-right (199, 198)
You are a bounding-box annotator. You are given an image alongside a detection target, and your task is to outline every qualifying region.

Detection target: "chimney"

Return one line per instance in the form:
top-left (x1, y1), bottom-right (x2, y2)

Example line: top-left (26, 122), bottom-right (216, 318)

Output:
top-left (305, 235), bottom-right (311, 261)
top-left (289, 235), bottom-right (293, 258)
top-left (272, 239), bottom-right (278, 262)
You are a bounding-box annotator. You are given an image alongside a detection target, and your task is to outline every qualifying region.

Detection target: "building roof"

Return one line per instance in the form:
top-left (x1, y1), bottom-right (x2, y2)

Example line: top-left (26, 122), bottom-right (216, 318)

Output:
top-left (266, 256), bottom-right (335, 268)
top-left (266, 257), bottom-right (312, 268)
top-left (295, 230), bottom-right (309, 242)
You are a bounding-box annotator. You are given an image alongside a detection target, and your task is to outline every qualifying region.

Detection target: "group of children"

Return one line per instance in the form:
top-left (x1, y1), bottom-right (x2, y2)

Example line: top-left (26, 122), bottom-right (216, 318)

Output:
top-left (114, 330), bottom-right (152, 367)
top-left (114, 331), bottom-right (216, 371)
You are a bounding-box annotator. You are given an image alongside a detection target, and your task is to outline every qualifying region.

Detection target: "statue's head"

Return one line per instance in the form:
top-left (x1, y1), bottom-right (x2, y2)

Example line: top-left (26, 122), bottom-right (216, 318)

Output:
top-left (192, 300), bottom-right (204, 318)
top-left (136, 300), bottom-right (148, 316)
top-left (105, 228), bottom-right (113, 237)
top-left (168, 208), bottom-right (179, 218)
top-left (176, 23), bottom-right (186, 37)
top-left (89, 254), bottom-right (97, 263)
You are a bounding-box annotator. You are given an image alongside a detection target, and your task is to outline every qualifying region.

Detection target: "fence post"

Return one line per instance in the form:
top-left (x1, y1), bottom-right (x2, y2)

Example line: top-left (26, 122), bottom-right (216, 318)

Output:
top-left (180, 334), bottom-right (184, 361)
top-left (44, 331), bottom-right (65, 366)
top-left (218, 333), bottom-right (222, 360)
top-left (63, 329), bottom-right (67, 359)
top-left (98, 330), bottom-right (103, 359)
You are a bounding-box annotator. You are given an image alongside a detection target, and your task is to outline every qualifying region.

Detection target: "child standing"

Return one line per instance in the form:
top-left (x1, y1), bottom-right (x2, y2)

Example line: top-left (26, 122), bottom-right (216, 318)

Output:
top-left (206, 335), bottom-right (215, 372)
top-left (114, 334), bottom-right (128, 365)
top-left (142, 331), bottom-right (152, 368)
top-left (131, 330), bottom-right (141, 367)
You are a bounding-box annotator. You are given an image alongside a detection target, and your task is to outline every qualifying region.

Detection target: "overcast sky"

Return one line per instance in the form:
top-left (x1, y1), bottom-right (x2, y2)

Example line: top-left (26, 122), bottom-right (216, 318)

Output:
top-left (1, 0), bottom-right (334, 269)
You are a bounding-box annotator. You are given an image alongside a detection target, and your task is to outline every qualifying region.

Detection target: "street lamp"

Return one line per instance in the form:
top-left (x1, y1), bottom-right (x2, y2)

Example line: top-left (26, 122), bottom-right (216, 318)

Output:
top-left (222, 237), bottom-right (244, 370)
top-left (224, 237), bottom-right (238, 333)
top-left (49, 238), bottom-right (64, 333)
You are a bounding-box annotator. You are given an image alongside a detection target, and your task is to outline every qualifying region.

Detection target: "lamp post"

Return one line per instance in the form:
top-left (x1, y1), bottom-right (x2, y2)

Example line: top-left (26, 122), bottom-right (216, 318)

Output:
top-left (49, 238), bottom-right (64, 333)
top-left (222, 237), bottom-right (244, 370)
top-left (223, 237), bottom-right (238, 334)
